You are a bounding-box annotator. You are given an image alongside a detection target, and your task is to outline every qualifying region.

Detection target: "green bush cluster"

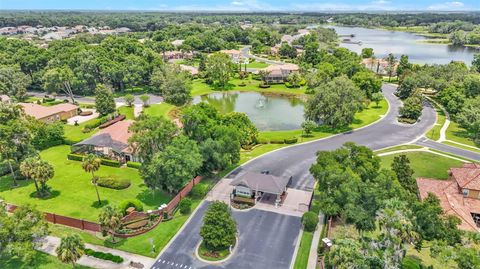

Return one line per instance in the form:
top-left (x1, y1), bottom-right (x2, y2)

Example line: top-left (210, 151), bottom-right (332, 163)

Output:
top-left (260, 137), bottom-right (299, 145)
top-left (126, 161), bottom-right (141, 169)
top-left (97, 177), bottom-right (131, 190)
top-left (284, 137), bottom-right (298, 144)
top-left (118, 199), bottom-right (144, 215)
top-left (302, 211), bottom-right (319, 232)
top-left (179, 198), bottom-right (192, 215)
top-left (67, 153), bottom-right (84, 161)
top-left (189, 184), bottom-right (208, 199)
top-left (84, 248), bottom-right (124, 263)
top-left (100, 158), bottom-right (120, 167)
top-left (82, 116), bottom-right (108, 133)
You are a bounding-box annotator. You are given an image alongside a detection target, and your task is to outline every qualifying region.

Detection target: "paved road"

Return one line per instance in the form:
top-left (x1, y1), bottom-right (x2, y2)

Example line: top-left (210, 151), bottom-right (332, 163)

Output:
top-left (240, 46), bottom-right (284, 65)
top-left (415, 137), bottom-right (480, 161)
top-left (152, 201), bottom-right (301, 269)
top-left (27, 91), bottom-right (163, 105)
top-left (230, 84), bottom-right (438, 191)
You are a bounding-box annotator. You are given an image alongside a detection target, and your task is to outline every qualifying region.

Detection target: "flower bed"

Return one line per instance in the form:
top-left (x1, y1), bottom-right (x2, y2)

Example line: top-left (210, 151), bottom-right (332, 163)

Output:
top-left (99, 115), bottom-right (126, 129)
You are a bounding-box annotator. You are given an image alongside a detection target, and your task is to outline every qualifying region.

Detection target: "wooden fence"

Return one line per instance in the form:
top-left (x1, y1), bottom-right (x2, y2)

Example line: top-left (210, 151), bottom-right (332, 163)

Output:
top-left (5, 176), bottom-right (203, 237)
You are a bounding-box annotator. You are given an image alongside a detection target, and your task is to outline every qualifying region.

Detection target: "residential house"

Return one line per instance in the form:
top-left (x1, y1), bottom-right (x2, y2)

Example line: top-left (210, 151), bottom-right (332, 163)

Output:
top-left (261, 63), bottom-right (299, 84)
top-left (72, 120), bottom-right (140, 163)
top-left (171, 39), bottom-right (184, 47)
top-left (20, 102), bottom-right (78, 123)
top-left (416, 163), bottom-right (480, 232)
top-left (179, 64), bottom-right (199, 76)
top-left (361, 58), bottom-right (398, 76)
top-left (231, 172), bottom-right (291, 207)
top-left (220, 49), bottom-right (243, 63)
top-left (162, 50), bottom-right (194, 61)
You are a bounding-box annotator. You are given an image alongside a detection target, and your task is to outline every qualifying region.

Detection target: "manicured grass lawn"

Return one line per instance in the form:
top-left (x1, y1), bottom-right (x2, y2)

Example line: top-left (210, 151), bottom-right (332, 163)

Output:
top-left (426, 104), bottom-right (445, 141)
top-left (198, 242), bottom-right (230, 261)
top-left (0, 145), bottom-right (171, 221)
top-left (379, 151), bottom-right (464, 179)
top-left (442, 141), bottom-right (480, 154)
top-left (293, 231), bottom-right (313, 269)
top-left (0, 251), bottom-right (92, 269)
top-left (445, 121), bottom-right (479, 150)
top-left (63, 117), bottom-right (99, 144)
top-left (49, 196), bottom-right (206, 257)
top-left (143, 103), bottom-right (176, 119)
top-left (118, 105), bottom-right (135, 120)
top-left (374, 144), bottom-right (423, 155)
top-left (240, 144), bottom-right (287, 165)
top-left (259, 99), bottom-right (388, 143)
top-left (191, 78), bottom-right (307, 96)
top-left (246, 61), bottom-right (269, 68)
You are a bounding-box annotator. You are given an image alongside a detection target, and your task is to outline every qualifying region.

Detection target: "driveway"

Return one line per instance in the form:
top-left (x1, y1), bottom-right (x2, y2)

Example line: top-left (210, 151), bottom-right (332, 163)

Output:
top-left (152, 201), bottom-right (301, 269)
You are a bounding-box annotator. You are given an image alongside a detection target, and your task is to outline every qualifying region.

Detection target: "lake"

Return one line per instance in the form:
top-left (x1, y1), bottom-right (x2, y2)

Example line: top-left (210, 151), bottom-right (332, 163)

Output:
top-left (193, 91), bottom-right (305, 131)
top-left (328, 26), bottom-right (479, 65)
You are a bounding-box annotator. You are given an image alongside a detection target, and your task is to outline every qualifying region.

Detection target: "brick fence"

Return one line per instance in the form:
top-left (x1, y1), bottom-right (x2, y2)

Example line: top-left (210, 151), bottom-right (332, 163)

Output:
top-left (5, 176), bottom-right (203, 237)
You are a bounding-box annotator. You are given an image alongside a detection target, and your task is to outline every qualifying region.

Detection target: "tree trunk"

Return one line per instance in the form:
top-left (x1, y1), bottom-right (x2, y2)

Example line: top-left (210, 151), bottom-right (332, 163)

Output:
top-left (33, 179), bottom-right (40, 196)
top-left (94, 184), bottom-right (101, 204)
top-left (8, 161), bottom-right (18, 187)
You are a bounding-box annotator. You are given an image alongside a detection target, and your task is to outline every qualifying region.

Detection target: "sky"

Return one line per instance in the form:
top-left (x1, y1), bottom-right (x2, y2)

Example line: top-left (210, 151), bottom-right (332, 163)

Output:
top-left (1, 0), bottom-right (479, 11)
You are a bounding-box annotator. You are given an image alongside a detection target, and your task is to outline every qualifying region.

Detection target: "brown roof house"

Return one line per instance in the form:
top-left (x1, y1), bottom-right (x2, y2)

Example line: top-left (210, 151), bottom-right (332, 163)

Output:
top-left (20, 102), bottom-right (78, 123)
top-left (0, 95), bottom-right (12, 104)
top-left (72, 120), bottom-right (140, 163)
top-left (220, 49), bottom-right (243, 63)
top-left (261, 63), bottom-right (299, 84)
top-left (416, 163), bottom-right (480, 232)
top-left (361, 58), bottom-right (398, 76)
top-left (231, 172), bottom-right (291, 207)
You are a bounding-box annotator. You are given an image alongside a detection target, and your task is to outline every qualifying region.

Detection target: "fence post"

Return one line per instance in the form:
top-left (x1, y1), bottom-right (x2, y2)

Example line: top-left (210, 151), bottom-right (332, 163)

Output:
top-left (81, 220), bottom-right (85, 230)
top-left (53, 214), bottom-right (57, 224)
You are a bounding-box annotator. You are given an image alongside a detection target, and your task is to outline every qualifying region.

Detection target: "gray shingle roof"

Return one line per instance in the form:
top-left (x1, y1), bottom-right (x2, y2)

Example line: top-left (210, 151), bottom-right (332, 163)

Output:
top-left (74, 133), bottom-right (128, 153)
top-left (230, 172), bottom-right (289, 195)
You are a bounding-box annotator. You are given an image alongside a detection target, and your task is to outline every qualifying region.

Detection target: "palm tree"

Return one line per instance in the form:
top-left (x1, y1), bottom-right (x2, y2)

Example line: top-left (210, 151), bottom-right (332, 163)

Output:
top-left (20, 157), bottom-right (41, 196)
top-left (56, 234), bottom-right (85, 268)
top-left (82, 154), bottom-right (102, 204)
top-left (34, 159), bottom-right (54, 196)
top-left (98, 205), bottom-right (122, 243)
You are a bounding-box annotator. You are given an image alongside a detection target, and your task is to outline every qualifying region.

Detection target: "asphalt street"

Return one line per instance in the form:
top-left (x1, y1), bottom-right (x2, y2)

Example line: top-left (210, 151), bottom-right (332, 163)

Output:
top-left (152, 201), bottom-right (301, 269)
top-left (415, 137), bottom-right (480, 161)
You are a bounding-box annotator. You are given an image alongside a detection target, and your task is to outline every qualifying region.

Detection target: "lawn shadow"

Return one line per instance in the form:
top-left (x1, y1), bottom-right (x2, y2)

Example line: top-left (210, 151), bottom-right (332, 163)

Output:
top-left (91, 200), bottom-right (109, 208)
top-left (103, 237), bottom-right (127, 248)
top-left (136, 188), bottom-right (171, 206)
top-left (29, 190), bottom-right (61, 200)
top-left (0, 176), bottom-right (32, 192)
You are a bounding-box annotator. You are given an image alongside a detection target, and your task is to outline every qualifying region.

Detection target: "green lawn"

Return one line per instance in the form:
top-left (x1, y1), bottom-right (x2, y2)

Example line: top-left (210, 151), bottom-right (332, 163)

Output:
top-left (379, 151), bottom-right (464, 179)
top-left (246, 61), bottom-right (269, 68)
top-left (0, 251), bottom-right (92, 269)
top-left (374, 145), bottom-right (423, 155)
top-left (191, 78), bottom-right (307, 96)
top-left (445, 121), bottom-right (479, 149)
top-left (426, 103), bottom-right (446, 141)
top-left (118, 105), bottom-right (135, 120)
top-left (293, 231), bottom-right (313, 269)
top-left (259, 98), bottom-right (388, 143)
top-left (143, 103), bottom-right (176, 119)
top-left (63, 117), bottom-right (99, 144)
top-left (0, 145), bottom-right (171, 221)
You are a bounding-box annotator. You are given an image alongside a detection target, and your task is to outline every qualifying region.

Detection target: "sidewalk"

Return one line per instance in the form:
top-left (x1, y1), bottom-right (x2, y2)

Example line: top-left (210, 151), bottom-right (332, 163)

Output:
top-left (37, 235), bottom-right (155, 269)
top-left (307, 214), bottom-right (325, 269)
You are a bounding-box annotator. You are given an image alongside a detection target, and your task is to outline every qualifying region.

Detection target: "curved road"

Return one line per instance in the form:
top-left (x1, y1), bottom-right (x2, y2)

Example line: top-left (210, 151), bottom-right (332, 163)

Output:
top-left (151, 84), bottom-right (480, 269)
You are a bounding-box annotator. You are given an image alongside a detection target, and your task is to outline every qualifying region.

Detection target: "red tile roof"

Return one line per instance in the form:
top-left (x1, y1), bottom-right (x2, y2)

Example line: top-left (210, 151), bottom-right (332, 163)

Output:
top-left (97, 119), bottom-right (134, 145)
top-left (451, 164), bottom-right (480, 191)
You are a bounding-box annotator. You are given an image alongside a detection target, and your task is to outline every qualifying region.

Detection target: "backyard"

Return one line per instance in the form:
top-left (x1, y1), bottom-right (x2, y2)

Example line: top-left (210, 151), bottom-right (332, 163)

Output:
top-left (0, 251), bottom-right (92, 269)
top-left (0, 145), bottom-right (171, 221)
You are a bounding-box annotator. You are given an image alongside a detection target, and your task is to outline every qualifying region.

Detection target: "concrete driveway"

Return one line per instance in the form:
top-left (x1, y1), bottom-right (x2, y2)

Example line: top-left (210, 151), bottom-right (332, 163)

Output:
top-left (152, 201), bottom-right (301, 269)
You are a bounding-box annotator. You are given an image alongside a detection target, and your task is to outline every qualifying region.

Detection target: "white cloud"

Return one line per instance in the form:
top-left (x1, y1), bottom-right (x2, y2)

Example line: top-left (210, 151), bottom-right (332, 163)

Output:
top-left (428, 1), bottom-right (466, 10)
top-left (291, 1), bottom-right (396, 11)
top-left (173, 0), bottom-right (276, 11)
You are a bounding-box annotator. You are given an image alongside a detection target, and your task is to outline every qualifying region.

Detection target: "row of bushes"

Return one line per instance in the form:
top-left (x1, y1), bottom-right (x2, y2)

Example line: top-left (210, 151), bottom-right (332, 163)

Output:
top-left (84, 248), bottom-right (124, 264)
top-left (67, 153), bottom-right (121, 167)
top-left (98, 115), bottom-right (126, 129)
top-left (97, 177), bottom-right (131, 190)
top-left (126, 161), bottom-right (141, 169)
top-left (258, 137), bottom-right (298, 144)
top-left (82, 116), bottom-right (108, 133)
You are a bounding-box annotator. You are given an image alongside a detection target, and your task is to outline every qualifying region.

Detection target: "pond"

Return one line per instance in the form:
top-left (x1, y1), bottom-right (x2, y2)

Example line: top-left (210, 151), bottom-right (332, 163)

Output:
top-left (193, 91), bottom-right (305, 131)
top-left (328, 26), bottom-right (479, 65)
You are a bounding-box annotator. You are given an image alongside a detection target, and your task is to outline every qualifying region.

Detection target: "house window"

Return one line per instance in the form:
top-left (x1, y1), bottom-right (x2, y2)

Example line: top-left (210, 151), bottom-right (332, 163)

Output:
top-left (463, 189), bottom-right (469, 197)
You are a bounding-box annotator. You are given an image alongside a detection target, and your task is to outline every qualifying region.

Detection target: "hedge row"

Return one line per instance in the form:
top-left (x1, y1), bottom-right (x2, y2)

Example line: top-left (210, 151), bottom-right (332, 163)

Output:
top-left (258, 137), bottom-right (298, 145)
top-left (126, 161), bottom-right (141, 169)
top-left (84, 248), bottom-right (124, 263)
top-left (97, 177), bottom-right (131, 190)
top-left (99, 115), bottom-right (126, 129)
top-left (67, 154), bottom-right (121, 167)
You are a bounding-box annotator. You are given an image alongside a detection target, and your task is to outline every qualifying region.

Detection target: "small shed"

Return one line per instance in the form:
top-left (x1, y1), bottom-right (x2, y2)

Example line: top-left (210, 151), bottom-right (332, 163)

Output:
top-left (230, 172), bottom-right (290, 206)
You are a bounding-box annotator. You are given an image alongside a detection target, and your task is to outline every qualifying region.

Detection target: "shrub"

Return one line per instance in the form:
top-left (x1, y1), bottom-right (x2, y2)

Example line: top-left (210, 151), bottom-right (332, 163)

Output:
top-left (100, 159), bottom-right (120, 167)
top-left (126, 161), bottom-right (141, 169)
top-left (97, 177), bottom-right (131, 190)
top-left (269, 139), bottom-right (286, 144)
top-left (84, 248), bottom-right (124, 263)
top-left (67, 153), bottom-right (84, 161)
top-left (179, 198), bottom-right (192, 215)
top-left (302, 211), bottom-right (319, 232)
top-left (99, 115), bottom-right (126, 129)
top-left (284, 137), bottom-right (298, 144)
top-left (190, 184), bottom-right (207, 199)
top-left (118, 199), bottom-right (144, 215)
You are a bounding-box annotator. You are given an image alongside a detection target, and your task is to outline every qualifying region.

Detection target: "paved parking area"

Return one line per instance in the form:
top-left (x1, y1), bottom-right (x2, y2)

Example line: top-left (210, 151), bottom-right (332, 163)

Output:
top-left (67, 109), bottom-right (98, 125)
top-left (152, 201), bottom-right (301, 269)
